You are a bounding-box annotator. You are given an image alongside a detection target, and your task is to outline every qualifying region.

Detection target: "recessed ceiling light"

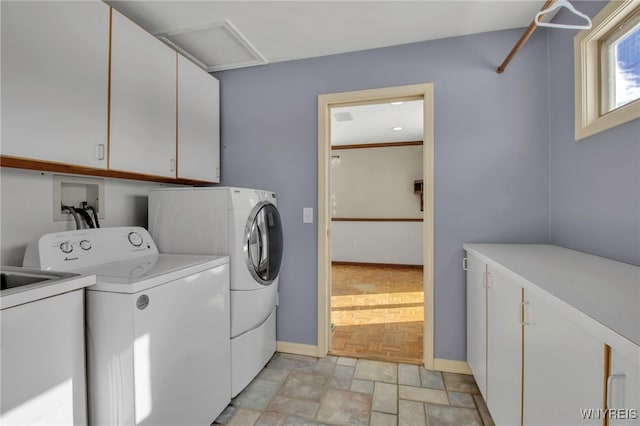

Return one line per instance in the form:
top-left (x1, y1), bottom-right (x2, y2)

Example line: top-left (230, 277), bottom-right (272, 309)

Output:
top-left (390, 101), bottom-right (404, 105)
top-left (392, 126), bottom-right (403, 131)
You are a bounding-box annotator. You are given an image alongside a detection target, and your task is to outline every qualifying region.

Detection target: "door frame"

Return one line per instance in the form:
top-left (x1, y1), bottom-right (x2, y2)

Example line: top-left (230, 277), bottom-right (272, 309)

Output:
top-left (316, 83), bottom-right (435, 368)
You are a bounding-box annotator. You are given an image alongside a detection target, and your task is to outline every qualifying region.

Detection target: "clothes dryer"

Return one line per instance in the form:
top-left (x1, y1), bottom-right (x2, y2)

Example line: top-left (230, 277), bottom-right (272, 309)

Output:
top-left (149, 187), bottom-right (283, 396)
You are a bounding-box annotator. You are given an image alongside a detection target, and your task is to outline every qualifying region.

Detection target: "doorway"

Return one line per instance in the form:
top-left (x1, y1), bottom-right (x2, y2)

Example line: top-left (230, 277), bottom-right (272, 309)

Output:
top-left (317, 83), bottom-right (435, 368)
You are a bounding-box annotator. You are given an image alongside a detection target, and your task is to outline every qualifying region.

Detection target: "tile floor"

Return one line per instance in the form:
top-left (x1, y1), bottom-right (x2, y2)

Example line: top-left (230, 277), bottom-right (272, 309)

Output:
top-left (214, 353), bottom-right (494, 426)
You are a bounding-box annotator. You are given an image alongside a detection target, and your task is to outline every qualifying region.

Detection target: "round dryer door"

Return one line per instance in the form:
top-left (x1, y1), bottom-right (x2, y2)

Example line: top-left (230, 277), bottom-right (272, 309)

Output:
top-left (244, 201), bottom-right (283, 285)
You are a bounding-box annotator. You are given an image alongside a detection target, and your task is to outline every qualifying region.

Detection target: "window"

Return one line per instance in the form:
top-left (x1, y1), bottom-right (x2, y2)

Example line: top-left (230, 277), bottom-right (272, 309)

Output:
top-left (601, 8), bottom-right (640, 113)
top-left (574, 1), bottom-right (640, 140)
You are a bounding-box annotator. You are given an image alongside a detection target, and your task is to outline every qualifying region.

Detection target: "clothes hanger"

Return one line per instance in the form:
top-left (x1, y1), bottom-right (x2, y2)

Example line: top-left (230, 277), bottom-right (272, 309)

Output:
top-left (535, 0), bottom-right (592, 30)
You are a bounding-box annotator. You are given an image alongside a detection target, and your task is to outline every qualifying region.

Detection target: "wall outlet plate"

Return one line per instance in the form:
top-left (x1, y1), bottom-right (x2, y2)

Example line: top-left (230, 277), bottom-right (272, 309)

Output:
top-left (53, 175), bottom-right (105, 221)
top-left (303, 207), bottom-right (314, 224)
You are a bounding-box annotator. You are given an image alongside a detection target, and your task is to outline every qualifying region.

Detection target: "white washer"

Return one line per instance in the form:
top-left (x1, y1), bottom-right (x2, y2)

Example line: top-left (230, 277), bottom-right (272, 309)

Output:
top-left (23, 227), bottom-right (231, 426)
top-left (149, 187), bottom-right (283, 397)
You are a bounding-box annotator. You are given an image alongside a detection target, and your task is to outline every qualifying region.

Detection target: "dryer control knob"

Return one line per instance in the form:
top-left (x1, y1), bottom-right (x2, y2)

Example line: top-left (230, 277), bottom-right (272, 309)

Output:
top-left (79, 240), bottom-right (92, 251)
top-left (59, 241), bottom-right (73, 253)
top-left (128, 231), bottom-right (143, 247)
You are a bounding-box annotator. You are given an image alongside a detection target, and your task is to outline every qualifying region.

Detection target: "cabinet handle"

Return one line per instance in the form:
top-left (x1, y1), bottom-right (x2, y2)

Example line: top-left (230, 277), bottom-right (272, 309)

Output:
top-left (170, 159), bottom-right (176, 172)
top-left (521, 301), bottom-right (531, 325)
top-left (95, 144), bottom-right (105, 160)
top-left (482, 271), bottom-right (491, 288)
top-left (607, 374), bottom-right (626, 409)
top-left (462, 257), bottom-right (469, 271)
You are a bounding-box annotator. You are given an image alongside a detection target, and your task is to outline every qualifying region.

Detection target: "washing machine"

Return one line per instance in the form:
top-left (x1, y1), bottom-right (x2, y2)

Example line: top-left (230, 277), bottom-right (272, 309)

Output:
top-left (23, 227), bottom-right (231, 426)
top-left (148, 187), bottom-right (283, 396)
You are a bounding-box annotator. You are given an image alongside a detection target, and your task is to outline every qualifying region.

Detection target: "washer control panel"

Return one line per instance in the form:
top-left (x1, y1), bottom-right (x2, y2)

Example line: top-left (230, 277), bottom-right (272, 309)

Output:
top-left (24, 227), bottom-right (158, 271)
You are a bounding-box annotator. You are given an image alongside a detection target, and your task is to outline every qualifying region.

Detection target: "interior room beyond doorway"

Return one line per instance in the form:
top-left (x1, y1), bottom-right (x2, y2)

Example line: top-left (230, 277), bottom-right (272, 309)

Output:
top-left (328, 98), bottom-right (425, 364)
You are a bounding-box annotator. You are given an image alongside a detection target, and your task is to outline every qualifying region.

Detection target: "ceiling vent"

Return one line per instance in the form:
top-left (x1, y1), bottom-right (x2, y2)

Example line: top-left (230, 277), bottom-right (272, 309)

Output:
top-left (156, 19), bottom-right (267, 72)
top-left (333, 112), bottom-right (354, 122)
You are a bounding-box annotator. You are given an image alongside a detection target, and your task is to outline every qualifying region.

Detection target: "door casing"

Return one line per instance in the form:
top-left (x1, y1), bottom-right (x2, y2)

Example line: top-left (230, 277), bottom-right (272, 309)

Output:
top-left (317, 83), bottom-right (435, 368)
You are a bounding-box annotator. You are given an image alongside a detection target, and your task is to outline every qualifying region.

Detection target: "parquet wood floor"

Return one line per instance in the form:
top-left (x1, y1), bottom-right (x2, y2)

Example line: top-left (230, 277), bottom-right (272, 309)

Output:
top-left (329, 263), bottom-right (424, 365)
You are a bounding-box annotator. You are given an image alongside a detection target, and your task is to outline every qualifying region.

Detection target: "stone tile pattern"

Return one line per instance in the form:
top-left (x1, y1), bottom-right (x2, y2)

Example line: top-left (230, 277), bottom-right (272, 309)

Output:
top-left (214, 353), bottom-right (495, 426)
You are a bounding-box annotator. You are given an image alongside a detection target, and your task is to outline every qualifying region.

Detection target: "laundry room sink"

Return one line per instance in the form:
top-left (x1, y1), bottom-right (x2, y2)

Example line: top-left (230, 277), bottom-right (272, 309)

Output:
top-left (0, 266), bottom-right (95, 310)
top-left (1, 266), bottom-right (94, 424)
top-left (0, 268), bottom-right (74, 290)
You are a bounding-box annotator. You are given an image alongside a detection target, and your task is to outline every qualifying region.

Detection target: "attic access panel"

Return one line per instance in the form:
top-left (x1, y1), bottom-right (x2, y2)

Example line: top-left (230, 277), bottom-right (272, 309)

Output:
top-left (157, 19), bottom-right (267, 72)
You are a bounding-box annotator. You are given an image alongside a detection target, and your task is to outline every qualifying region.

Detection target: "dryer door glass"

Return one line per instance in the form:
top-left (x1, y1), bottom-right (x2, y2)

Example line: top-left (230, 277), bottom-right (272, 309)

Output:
top-left (245, 202), bottom-right (283, 285)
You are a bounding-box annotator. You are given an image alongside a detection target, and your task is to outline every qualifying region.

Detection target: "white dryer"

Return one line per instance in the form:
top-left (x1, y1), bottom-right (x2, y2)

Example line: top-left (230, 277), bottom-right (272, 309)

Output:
top-left (23, 227), bottom-right (231, 426)
top-left (149, 187), bottom-right (283, 396)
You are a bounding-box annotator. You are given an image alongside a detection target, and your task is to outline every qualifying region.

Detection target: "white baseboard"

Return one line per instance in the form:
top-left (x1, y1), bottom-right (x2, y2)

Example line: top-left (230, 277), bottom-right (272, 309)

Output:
top-left (433, 358), bottom-right (472, 374)
top-left (275, 343), bottom-right (471, 375)
top-left (276, 341), bottom-right (320, 357)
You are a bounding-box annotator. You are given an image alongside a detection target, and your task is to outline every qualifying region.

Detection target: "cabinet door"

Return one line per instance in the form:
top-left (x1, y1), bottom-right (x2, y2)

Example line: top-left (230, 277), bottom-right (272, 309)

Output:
top-left (466, 254), bottom-right (487, 400)
top-left (486, 266), bottom-right (522, 426)
top-left (1, 290), bottom-right (86, 425)
top-left (177, 55), bottom-right (220, 182)
top-left (523, 290), bottom-right (603, 425)
top-left (1, 1), bottom-right (109, 168)
top-left (109, 10), bottom-right (176, 178)
top-left (609, 346), bottom-right (640, 425)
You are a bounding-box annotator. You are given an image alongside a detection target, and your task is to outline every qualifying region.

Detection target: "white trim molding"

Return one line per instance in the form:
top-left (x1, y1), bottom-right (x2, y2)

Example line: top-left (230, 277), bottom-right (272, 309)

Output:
top-left (574, 0), bottom-right (640, 140)
top-left (433, 358), bottom-right (472, 375)
top-left (317, 83), bottom-right (435, 369)
top-left (276, 341), bottom-right (320, 358)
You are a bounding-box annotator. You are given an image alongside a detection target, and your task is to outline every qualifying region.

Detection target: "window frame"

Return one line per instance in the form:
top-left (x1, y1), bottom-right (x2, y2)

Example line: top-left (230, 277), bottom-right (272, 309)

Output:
top-left (574, 0), bottom-right (640, 141)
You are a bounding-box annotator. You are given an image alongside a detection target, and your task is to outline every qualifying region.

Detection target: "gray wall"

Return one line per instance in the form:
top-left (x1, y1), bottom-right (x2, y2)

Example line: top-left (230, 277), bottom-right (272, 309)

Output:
top-left (548, 1), bottom-right (640, 267)
top-left (215, 28), bottom-right (551, 360)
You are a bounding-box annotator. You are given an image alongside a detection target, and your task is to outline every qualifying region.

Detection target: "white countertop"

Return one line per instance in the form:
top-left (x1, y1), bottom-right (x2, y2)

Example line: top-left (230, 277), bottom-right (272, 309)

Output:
top-left (1, 267), bottom-right (96, 310)
top-left (464, 244), bottom-right (640, 356)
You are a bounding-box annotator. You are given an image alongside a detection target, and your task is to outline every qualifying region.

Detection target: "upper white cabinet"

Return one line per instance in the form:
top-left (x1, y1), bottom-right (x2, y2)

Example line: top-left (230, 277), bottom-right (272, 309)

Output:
top-left (177, 55), bottom-right (220, 182)
top-left (1, 1), bottom-right (110, 168)
top-left (109, 10), bottom-right (177, 178)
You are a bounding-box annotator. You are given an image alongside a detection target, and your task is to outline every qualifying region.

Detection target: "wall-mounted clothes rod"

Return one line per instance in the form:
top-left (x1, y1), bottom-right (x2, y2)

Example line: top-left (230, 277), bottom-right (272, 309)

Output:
top-left (497, 0), bottom-right (556, 74)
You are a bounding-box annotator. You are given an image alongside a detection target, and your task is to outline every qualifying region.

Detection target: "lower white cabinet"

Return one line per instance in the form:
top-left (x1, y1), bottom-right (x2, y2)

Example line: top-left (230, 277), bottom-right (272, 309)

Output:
top-left (609, 347), bottom-right (640, 425)
top-left (466, 254), bottom-right (487, 399)
top-left (522, 290), bottom-right (602, 426)
top-left (465, 244), bottom-right (640, 426)
top-left (0, 290), bottom-right (86, 425)
top-left (486, 266), bottom-right (522, 426)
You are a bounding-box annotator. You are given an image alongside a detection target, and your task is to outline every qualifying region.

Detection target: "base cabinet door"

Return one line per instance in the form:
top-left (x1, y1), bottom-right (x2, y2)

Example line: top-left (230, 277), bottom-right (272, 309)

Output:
top-left (467, 254), bottom-right (487, 399)
top-left (523, 290), bottom-right (603, 426)
top-left (1, 1), bottom-right (109, 168)
top-left (486, 266), bottom-right (522, 426)
top-left (609, 347), bottom-right (640, 425)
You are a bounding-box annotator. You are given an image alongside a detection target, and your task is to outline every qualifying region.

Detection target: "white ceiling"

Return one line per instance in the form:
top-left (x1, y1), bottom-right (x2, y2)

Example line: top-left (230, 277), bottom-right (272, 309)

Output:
top-left (108, 1), bottom-right (549, 71)
top-left (331, 100), bottom-right (424, 146)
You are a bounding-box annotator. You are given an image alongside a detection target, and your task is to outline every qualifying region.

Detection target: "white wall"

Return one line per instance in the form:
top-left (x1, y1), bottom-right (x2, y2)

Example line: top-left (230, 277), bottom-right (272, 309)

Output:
top-left (330, 145), bottom-right (423, 218)
top-left (331, 221), bottom-right (423, 265)
top-left (330, 144), bottom-right (424, 265)
top-left (0, 168), bottom-right (165, 266)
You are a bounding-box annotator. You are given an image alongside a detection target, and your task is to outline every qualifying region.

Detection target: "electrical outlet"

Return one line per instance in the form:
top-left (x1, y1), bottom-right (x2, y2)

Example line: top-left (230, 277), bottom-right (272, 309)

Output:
top-left (303, 207), bottom-right (313, 224)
